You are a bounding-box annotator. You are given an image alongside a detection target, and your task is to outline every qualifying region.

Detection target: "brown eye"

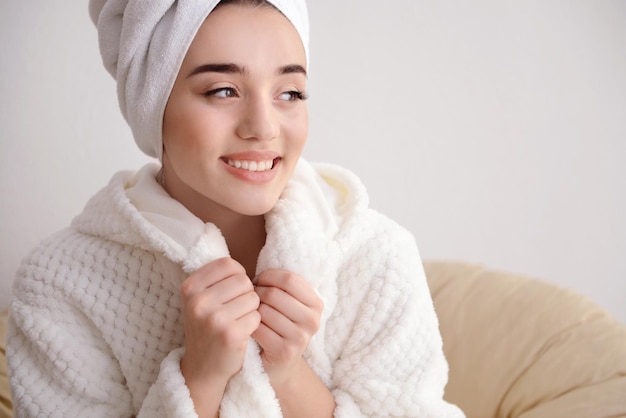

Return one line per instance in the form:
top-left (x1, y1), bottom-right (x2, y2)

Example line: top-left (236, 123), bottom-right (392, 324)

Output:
top-left (204, 87), bottom-right (238, 98)
top-left (278, 90), bottom-right (308, 101)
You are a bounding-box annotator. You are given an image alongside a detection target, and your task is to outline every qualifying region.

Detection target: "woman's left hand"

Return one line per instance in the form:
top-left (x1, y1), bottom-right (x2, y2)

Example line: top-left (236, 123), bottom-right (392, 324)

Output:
top-left (252, 269), bottom-right (324, 389)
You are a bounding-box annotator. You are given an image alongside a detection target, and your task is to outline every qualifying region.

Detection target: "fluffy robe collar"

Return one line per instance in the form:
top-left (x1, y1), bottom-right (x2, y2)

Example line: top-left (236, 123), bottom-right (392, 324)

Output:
top-left (72, 159), bottom-right (369, 417)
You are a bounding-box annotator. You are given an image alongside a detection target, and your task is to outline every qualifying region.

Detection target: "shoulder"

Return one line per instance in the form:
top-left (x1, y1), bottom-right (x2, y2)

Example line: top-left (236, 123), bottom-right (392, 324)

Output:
top-left (11, 164), bottom-right (174, 311)
top-left (338, 208), bottom-right (422, 289)
top-left (294, 159), bottom-right (419, 261)
top-left (12, 227), bottom-right (158, 301)
top-left (301, 160), bottom-right (423, 280)
top-left (71, 164), bottom-right (160, 248)
top-left (306, 160), bottom-right (370, 221)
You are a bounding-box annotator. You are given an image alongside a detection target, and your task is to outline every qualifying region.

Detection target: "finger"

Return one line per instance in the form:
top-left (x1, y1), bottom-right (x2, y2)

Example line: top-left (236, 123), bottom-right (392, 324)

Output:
top-left (185, 285), bottom-right (259, 327)
top-left (204, 273), bottom-right (254, 305)
top-left (238, 309), bottom-right (262, 336)
top-left (255, 270), bottom-right (321, 309)
top-left (257, 301), bottom-right (295, 338)
top-left (252, 321), bottom-right (283, 353)
top-left (181, 257), bottom-right (247, 297)
top-left (219, 291), bottom-right (261, 322)
top-left (255, 285), bottom-right (309, 324)
top-left (182, 272), bottom-right (252, 315)
top-left (253, 317), bottom-right (307, 364)
top-left (191, 301), bottom-right (259, 356)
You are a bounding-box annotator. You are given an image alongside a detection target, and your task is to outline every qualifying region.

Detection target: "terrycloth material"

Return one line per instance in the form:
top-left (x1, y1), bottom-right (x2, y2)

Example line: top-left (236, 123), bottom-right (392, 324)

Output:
top-left (88, 0), bottom-right (310, 159)
top-left (7, 160), bottom-right (463, 417)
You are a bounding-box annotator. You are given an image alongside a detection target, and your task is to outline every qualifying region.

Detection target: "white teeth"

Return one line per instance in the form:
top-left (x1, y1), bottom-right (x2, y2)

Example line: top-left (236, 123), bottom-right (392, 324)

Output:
top-left (227, 159), bottom-right (274, 172)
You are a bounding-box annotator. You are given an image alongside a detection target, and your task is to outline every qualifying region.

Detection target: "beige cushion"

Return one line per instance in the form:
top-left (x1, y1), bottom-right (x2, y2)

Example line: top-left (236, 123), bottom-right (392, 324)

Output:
top-left (0, 311), bottom-right (11, 418)
top-left (425, 261), bottom-right (626, 418)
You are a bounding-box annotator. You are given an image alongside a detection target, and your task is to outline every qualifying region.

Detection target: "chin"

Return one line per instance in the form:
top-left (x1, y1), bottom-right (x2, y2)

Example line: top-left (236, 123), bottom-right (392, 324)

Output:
top-left (232, 197), bottom-right (279, 217)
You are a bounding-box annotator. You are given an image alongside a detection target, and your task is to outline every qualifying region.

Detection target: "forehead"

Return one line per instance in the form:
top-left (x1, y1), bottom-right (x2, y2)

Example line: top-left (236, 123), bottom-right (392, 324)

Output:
top-left (182, 5), bottom-right (307, 70)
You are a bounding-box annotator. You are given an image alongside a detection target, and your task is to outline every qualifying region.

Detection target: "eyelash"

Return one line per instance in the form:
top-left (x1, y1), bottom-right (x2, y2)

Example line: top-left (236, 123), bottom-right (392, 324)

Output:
top-left (282, 90), bottom-right (309, 101)
top-left (203, 87), bottom-right (237, 98)
top-left (202, 87), bottom-right (308, 101)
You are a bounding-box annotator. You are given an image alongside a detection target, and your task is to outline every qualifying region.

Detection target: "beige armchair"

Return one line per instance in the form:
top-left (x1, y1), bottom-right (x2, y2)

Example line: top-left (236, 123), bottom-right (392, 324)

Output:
top-left (0, 262), bottom-right (624, 417)
top-left (0, 312), bottom-right (10, 418)
top-left (425, 261), bottom-right (626, 418)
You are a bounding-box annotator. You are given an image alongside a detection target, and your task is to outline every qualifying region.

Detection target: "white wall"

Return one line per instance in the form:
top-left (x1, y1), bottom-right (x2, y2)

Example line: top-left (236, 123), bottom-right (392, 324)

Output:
top-left (1, 1), bottom-right (624, 323)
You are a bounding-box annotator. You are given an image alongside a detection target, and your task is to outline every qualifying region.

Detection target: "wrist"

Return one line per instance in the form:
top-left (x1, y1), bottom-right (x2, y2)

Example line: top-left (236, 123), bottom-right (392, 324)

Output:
top-left (270, 358), bottom-right (335, 418)
top-left (180, 359), bottom-right (229, 418)
top-left (265, 356), bottom-right (304, 393)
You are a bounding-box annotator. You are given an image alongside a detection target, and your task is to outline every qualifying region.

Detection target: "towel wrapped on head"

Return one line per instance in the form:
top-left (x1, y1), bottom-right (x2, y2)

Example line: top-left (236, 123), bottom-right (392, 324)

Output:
top-left (88, 0), bottom-right (309, 160)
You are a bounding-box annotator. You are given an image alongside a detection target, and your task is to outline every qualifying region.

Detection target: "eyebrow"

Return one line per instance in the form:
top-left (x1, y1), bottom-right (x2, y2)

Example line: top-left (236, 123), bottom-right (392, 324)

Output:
top-left (187, 63), bottom-right (307, 78)
top-left (278, 64), bottom-right (307, 77)
top-left (187, 63), bottom-right (245, 78)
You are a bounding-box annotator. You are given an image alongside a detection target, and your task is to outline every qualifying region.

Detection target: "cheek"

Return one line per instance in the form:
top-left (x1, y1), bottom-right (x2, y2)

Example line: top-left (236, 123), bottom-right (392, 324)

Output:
top-left (162, 98), bottom-right (189, 150)
top-left (285, 111), bottom-right (308, 149)
top-left (163, 102), bottom-right (214, 154)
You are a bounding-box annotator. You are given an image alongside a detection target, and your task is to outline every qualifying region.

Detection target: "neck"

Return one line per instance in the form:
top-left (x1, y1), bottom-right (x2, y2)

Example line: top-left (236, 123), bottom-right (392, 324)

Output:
top-left (157, 164), bottom-right (266, 278)
top-left (218, 214), bottom-right (266, 278)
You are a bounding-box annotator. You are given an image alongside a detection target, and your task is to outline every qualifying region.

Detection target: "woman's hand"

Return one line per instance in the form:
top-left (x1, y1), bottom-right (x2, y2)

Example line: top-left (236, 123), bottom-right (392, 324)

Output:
top-left (252, 269), bottom-right (324, 388)
top-left (179, 257), bottom-right (261, 417)
top-left (252, 270), bottom-right (335, 417)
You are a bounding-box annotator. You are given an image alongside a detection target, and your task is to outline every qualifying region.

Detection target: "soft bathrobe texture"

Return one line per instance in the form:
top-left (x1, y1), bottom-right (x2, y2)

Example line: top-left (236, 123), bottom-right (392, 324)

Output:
top-left (7, 160), bottom-right (464, 417)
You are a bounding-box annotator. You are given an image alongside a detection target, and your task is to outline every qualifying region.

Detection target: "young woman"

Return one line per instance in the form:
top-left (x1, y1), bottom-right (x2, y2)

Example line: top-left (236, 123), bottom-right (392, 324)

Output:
top-left (7, 0), bottom-right (465, 417)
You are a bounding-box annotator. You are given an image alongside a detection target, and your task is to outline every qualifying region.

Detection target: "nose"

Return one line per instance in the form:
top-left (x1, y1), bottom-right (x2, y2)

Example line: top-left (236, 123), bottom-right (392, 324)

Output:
top-left (235, 96), bottom-right (279, 142)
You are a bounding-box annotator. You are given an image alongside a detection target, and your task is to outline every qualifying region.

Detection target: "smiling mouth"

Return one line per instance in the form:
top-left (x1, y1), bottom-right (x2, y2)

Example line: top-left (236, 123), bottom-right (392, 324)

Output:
top-left (226, 158), bottom-right (279, 172)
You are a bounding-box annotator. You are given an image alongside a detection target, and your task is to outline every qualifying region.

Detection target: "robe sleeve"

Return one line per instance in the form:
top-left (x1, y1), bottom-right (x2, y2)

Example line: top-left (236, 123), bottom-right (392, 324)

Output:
top-left (7, 265), bottom-right (198, 417)
top-left (330, 219), bottom-right (465, 418)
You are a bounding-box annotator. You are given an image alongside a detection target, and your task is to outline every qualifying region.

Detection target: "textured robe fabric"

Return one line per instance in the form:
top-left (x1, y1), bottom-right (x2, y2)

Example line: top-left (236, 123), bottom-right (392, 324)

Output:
top-left (7, 160), bottom-right (464, 417)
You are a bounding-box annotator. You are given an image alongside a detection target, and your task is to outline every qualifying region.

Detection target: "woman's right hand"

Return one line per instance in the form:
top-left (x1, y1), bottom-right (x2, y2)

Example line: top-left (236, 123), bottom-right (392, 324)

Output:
top-left (179, 257), bottom-right (261, 415)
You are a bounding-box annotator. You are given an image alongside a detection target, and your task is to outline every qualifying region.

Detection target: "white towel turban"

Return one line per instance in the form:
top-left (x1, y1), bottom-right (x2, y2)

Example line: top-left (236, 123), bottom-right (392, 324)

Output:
top-left (89, 0), bottom-right (309, 159)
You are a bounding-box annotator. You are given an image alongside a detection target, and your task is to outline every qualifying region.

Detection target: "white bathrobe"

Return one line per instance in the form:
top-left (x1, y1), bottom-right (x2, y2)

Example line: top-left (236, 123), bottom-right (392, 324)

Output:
top-left (7, 160), bottom-right (464, 417)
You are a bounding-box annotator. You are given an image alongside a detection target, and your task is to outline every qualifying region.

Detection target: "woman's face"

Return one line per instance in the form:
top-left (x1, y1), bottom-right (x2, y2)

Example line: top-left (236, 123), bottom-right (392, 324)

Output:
top-left (161, 4), bottom-right (308, 220)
